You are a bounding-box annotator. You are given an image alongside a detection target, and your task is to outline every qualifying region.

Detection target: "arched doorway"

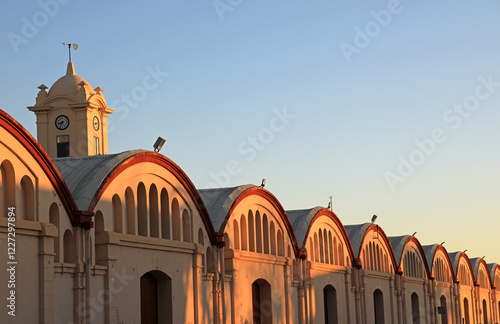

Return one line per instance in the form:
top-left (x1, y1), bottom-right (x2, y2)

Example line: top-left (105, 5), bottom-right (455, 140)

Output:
top-left (373, 289), bottom-right (385, 324)
top-left (140, 271), bottom-right (172, 324)
top-left (439, 296), bottom-right (448, 324)
top-left (463, 298), bottom-right (470, 324)
top-left (482, 299), bottom-right (488, 324)
top-left (411, 292), bottom-right (420, 324)
top-left (252, 279), bottom-right (272, 324)
top-left (324, 285), bottom-right (338, 324)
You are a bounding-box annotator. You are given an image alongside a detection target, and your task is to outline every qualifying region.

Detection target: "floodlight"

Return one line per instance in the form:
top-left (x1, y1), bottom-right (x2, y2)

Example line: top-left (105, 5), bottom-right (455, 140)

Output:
top-left (153, 137), bottom-right (166, 152)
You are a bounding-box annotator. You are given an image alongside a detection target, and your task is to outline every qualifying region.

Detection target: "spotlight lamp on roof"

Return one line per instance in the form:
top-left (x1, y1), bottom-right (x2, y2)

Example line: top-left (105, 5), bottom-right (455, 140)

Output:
top-left (371, 215), bottom-right (378, 223)
top-left (412, 232), bottom-right (417, 236)
top-left (463, 249), bottom-right (468, 253)
top-left (153, 137), bottom-right (166, 153)
top-left (440, 241), bottom-right (445, 245)
top-left (260, 179), bottom-right (266, 188)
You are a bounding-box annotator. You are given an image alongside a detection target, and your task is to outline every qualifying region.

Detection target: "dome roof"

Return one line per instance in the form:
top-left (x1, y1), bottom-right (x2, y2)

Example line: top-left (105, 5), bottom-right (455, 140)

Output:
top-left (48, 62), bottom-right (95, 97)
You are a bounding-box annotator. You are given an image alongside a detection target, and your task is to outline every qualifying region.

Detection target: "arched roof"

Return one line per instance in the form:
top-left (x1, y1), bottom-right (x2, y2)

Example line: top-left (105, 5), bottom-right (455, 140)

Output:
top-left (199, 185), bottom-right (300, 256)
top-left (421, 244), bottom-right (455, 281)
top-left (0, 109), bottom-right (84, 226)
top-left (388, 235), bottom-right (430, 277)
top-left (198, 185), bottom-right (254, 231)
top-left (53, 150), bottom-right (147, 211)
top-left (287, 207), bottom-right (322, 246)
top-left (344, 223), bottom-right (372, 258)
top-left (470, 257), bottom-right (492, 287)
top-left (449, 251), bottom-right (475, 284)
top-left (488, 263), bottom-right (500, 286)
top-left (287, 207), bottom-right (354, 261)
top-left (54, 150), bottom-right (217, 243)
top-left (344, 223), bottom-right (398, 272)
top-left (388, 235), bottom-right (411, 265)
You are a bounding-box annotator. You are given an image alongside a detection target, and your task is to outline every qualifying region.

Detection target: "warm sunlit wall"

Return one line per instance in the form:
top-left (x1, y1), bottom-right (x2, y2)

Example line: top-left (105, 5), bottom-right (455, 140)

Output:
top-left (92, 161), bottom-right (210, 323)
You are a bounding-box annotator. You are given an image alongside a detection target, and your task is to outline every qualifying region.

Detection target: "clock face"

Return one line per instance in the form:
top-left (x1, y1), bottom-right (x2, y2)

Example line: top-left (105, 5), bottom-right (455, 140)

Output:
top-left (55, 115), bottom-right (69, 130)
top-left (93, 116), bottom-right (100, 131)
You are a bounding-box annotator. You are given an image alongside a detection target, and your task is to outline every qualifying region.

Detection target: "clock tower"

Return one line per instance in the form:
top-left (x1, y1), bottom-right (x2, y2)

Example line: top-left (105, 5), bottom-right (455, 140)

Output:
top-left (28, 62), bottom-right (114, 158)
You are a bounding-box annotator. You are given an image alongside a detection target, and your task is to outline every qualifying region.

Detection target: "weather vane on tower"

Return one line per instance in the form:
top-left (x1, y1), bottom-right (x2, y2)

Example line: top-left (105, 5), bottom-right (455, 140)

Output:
top-left (62, 42), bottom-right (78, 62)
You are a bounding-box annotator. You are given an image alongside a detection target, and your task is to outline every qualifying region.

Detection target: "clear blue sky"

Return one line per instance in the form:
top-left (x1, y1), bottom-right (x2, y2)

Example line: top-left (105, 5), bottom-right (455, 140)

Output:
top-left (1, 1), bottom-right (499, 264)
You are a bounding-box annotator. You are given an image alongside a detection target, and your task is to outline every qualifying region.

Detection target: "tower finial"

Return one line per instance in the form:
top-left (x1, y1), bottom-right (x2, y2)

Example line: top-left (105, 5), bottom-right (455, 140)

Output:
top-left (62, 42), bottom-right (78, 63)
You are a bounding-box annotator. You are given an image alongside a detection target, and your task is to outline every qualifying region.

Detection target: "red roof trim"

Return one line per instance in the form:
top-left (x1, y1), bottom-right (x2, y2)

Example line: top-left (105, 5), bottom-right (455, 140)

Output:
top-left (0, 109), bottom-right (84, 226)
top-left (475, 258), bottom-right (493, 289)
top-left (399, 236), bottom-right (432, 279)
top-left (360, 224), bottom-right (399, 274)
top-left (222, 187), bottom-right (301, 258)
top-left (302, 208), bottom-right (355, 263)
top-left (430, 245), bottom-right (457, 283)
top-left (88, 152), bottom-right (217, 244)
top-left (456, 253), bottom-right (476, 286)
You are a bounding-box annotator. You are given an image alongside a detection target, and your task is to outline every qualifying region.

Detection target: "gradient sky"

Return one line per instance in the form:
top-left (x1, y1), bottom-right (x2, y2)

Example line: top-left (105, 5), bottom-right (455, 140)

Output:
top-left (1, 1), bottom-right (499, 264)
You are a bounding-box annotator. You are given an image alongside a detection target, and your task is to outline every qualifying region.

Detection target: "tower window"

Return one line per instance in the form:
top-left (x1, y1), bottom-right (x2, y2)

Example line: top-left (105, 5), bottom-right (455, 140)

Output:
top-left (57, 135), bottom-right (70, 157)
top-left (94, 137), bottom-right (100, 155)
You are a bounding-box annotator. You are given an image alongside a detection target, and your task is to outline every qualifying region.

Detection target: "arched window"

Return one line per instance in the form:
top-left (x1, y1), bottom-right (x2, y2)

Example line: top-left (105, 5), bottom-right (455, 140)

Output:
top-left (255, 211), bottom-right (262, 253)
top-left (338, 242), bottom-right (343, 266)
top-left (369, 242), bottom-right (374, 270)
top-left (373, 289), bottom-right (385, 324)
top-left (411, 293), bottom-right (420, 324)
top-left (263, 214), bottom-right (269, 254)
top-left (463, 298), bottom-right (470, 324)
top-left (240, 214), bottom-right (248, 251)
top-left (233, 219), bottom-right (240, 250)
top-left (95, 210), bottom-right (104, 233)
top-left (140, 271), bottom-right (172, 324)
top-left (49, 203), bottom-right (60, 262)
top-left (328, 231), bottom-right (333, 265)
top-left (248, 211), bottom-right (255, 252)
top-left (323, 229), bottom-right (329, 264)
top-left (324, 285), bottom-right (338, 324)
top-left (384, 252), bottom-right (388, 273)
top-left (137, 183), bottom-right (148, 236)
top-left (125, 187), bottom-right (135, 234)
top-left (160, 189), bottom-right (170, 239)
top-left (319, 230), bottom-right (324, 263)
top-left (277, 229), bottom-right (284, 256)
top-left (149, 184), bottom-right (159, 238)
top-left (112, 194), bottom-right (122, 233)
top-left (482, 299), bottom-right (488, 324)
top-left (1, 160), bottom-right (15, 211)
top-left (252, 279), bottom-right (272, 324)
top-left (334, 237), bottom-right (338, 265)
top-left (20, 176), bottom-right (35, 220)
top-left (376, 245), bottom-right (381, 272)
top-left (309, 238), bottom-right (314, 262)
top-left (182, 209), bottom-right (191, 242)
top-left (198, 228), bottom-right (204, 246)
top-left (270, 221), bottom-right (276, 256)
top-left (63, 229), bottom-right (76, 263)
top-left (94, 211), bottom-right (105, 265)
top-left (171, 198), bottom-right (180, 241)
top-left (314, 233), bottom-right (319, 262)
